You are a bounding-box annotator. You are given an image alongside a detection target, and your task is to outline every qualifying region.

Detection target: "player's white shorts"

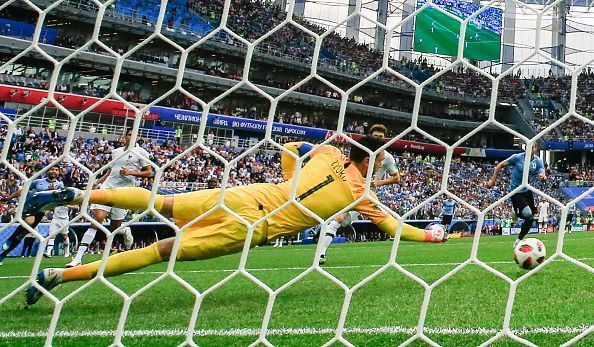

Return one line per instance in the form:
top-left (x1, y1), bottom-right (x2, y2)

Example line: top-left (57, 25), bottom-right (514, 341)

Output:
top-left (538, 215), bottom-right (548, 223)
top-left (90, 204), bottom-right (128, 221)
top-left (340, 211), bottom-right (362, 227)
top-left (50, 218), bottom-right (70, 236)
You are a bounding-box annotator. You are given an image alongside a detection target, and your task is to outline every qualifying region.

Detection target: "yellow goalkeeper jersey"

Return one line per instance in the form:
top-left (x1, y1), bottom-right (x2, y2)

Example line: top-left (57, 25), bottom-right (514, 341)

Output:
top-left (231, 142), bottom-right (398, 238)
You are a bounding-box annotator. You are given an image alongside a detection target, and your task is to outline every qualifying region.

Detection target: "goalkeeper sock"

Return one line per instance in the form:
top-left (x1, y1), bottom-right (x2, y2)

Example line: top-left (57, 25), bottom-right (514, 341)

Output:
top-left (90, 188), bottom-right (164, 212)
top-left (63, 242), bottom-right (163, 282)
top-left (401, 224), bottom-right (437, 242)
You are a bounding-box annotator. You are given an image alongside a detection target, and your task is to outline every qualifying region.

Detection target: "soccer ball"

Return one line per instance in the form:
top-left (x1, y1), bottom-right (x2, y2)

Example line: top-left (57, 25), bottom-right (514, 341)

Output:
top-left (426, 223), bottom-right (446, 242)
top-left (513, 238), bottom-right (546, 270)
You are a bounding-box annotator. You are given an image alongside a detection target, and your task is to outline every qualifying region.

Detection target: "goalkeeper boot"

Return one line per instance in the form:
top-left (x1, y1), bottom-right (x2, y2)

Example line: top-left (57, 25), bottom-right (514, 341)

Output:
top-left (25, 268), bottom-right (64, 306)
top-left (23, 188), bottom-right (83, 215)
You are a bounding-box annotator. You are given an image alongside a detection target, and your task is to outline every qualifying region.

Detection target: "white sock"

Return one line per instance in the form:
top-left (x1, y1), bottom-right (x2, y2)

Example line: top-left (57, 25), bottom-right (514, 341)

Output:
top-left (122, 227), bottom-right (133, 250)
top-left (63, 241), bottom-right (70, 257)
top-left (320, 221), bottom-right (339, 256)
top-left (46, 238), bottom-right (54, 255)
top-left (72, 228), bottom-right (97, 263)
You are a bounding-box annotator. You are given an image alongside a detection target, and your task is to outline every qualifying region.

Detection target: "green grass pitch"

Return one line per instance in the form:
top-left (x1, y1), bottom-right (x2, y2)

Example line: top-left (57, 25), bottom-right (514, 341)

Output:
top-left (0, 232), bottom-right (592, 346)
top-left (414, 8), bottom-right (502, 61)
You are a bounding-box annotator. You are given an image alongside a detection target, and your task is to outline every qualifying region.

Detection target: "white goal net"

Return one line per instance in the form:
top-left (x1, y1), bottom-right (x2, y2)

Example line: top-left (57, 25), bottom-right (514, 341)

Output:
top-left (0, 0), bottom-right (592, 346)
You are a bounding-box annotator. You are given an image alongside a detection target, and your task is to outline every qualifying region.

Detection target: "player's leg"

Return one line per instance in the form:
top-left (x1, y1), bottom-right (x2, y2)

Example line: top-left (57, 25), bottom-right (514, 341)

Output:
top-left (25, 187), bottom-right (171, 217)
top-left (121, 226), bottom-right (133, 250)
top-left (2, 227), bottom-right (28, 261)
top-left (442, 214), bottom-right (452, 234)
top-left (20, 239), bottom-right (29, 257)
top-left (53, 218), bottom-right (71, 257)
top-left (44, 237), bottom-right (55, 258)
top-left (0, 213), bottom-right (44, 264)
top-left (62, 230), bottom-right (70, 257)
top-left (107, 209), bottom-right (133, 251)
top-left (274, 237), bottom-right (285, 247)
top-left (26, 238), bottom-right (168, 305)
top-left (26, 203), bottom-right (267, 305)
top-left (319, 212), bottom-right (349, 265)
top-left (514, 192), bottom-right (536, 244)
top-left (67, 208), bottom-right (108, 268)
top-left (44, 218), bottom-right (63, 257)
top-left (24, 237), bottom-right (35, 256)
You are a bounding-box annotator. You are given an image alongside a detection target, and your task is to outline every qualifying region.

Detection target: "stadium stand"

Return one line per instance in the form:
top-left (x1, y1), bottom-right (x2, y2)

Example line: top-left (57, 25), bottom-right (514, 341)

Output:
top-left (0, 120), bottom-right (585, 232)
top-left (0, 0), bottom-right (592, 221)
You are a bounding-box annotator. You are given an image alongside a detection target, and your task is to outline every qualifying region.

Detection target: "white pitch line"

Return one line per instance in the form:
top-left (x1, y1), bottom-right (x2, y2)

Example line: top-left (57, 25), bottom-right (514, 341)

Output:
top-left (0, 257), bottom-right (592, 280)
top-left (0, 325), bottom-right (591, 339)
top-left (255, 237), bottom-right (594, 252)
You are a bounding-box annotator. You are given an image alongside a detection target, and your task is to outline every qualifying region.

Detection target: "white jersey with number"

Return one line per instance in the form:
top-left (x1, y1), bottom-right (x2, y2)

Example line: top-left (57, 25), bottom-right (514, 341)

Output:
top-left (373, 151), bottom-right (398, 181)
top-left (101, 146), bottom-right (151, 188)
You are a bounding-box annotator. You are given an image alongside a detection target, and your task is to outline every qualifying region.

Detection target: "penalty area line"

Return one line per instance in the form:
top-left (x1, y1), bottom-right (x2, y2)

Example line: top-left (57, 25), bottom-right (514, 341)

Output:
top-left (0, 325), bottom-right (591, 339)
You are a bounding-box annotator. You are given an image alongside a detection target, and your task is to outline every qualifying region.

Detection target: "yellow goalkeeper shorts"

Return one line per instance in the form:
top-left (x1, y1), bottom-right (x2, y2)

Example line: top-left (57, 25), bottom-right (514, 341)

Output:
top-left (172, 188), bottom-right (268, 261)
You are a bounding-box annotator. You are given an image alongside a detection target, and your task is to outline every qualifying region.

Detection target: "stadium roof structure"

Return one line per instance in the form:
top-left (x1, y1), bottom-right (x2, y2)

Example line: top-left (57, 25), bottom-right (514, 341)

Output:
top-left (519, 0), bottom-right (593, 6)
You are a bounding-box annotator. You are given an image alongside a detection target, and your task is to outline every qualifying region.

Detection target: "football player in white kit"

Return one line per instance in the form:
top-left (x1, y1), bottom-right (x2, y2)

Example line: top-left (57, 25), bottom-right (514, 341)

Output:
top-left (537, 198), bottom-right (550, 234)
top-left (66, 128), bottom-right (153, 268)
top-left (44, 203), bottom-right (74, 258)
top-left (318, 124), bottom-right (401, 264)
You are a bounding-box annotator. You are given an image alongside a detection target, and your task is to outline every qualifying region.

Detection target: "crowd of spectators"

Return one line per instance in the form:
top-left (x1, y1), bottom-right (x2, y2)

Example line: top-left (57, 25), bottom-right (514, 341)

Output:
top-left (5, 0), bottom-right (594, 125)
top-left (523, 72), bottom-right (594, 142)
top-left (1, 0), bottom-right (515, 107)
top-left (376, 153), bottom-right (563, 222)
top-left (567, 165), bottom-right (594, 184)
top-left (8, 0), bottom-right (594, 132)
top-left (0, 124), bottom-right (574, 232)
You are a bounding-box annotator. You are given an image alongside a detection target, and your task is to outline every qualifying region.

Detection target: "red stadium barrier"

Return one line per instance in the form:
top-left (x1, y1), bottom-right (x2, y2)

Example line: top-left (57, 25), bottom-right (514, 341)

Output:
top-left (0, 84), bottom-right (134, 116)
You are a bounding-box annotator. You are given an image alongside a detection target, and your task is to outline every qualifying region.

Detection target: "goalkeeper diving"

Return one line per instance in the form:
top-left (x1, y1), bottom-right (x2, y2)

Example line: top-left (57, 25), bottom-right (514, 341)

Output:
top-left (23, 136), bottom-right (445, 305)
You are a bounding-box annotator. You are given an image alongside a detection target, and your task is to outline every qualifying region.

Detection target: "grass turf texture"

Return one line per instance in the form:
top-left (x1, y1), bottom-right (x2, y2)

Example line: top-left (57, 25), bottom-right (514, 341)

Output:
top-left (0, 232), bottom-right (592, 346)
top-left (413, 8), bottom-right (501, 61)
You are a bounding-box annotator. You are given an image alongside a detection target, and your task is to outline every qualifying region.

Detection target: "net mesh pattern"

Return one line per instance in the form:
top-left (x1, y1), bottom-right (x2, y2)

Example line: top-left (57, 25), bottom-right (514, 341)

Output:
top-left (0, 0), bottom-right (592, 346)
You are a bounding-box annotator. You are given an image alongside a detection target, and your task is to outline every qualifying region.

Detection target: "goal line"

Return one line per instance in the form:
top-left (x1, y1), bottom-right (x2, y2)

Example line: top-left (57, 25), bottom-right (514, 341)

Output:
top-left (1, 325), bottom-right (590, 339)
